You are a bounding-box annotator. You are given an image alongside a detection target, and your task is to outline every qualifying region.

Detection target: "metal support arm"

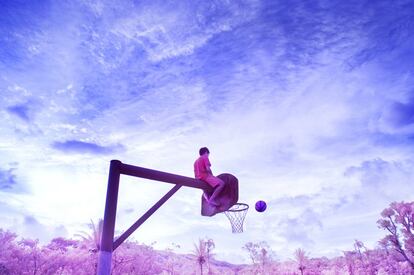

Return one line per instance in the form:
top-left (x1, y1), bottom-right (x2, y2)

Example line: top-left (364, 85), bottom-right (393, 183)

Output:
top-left (97, 160), bottom-right (212, 275)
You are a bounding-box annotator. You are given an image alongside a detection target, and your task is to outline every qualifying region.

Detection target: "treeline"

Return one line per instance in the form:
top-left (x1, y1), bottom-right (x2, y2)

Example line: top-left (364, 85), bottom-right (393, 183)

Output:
top-left (1, 201), bottom-right (413, 274)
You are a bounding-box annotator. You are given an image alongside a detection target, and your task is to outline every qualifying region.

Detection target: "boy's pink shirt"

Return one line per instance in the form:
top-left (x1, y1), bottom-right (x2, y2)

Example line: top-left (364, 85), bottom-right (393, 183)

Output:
top-left (194, 155), bottom-right (211, 180)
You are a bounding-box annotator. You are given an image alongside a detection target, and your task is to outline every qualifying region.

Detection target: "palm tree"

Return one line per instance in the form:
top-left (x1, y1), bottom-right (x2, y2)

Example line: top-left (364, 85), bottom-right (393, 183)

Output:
top-left (76, 219), bottom-right (103, 252)
top-left (193, 239), bottom-right (207, 275)
top-left (205, 239), bottom-right (215, 274)
top-left (294, 248), bottom-right (307, 275)
top-left (75, 219), bottom-right (103, 274)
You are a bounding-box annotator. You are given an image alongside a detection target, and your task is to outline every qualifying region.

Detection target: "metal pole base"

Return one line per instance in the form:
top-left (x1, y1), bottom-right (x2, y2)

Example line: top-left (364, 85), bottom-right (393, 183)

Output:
top-left (97, 251), bottom-right (112, 275)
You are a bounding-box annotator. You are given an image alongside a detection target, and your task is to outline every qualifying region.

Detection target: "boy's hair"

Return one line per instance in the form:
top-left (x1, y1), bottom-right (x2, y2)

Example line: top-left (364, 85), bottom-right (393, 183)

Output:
top-left (199, 147), bottom-right (210, 156)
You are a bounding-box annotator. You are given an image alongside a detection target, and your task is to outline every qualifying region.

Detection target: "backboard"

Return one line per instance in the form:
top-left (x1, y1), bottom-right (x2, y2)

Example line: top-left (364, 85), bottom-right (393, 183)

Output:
top-left (201, 173), bottom-right (239, 216)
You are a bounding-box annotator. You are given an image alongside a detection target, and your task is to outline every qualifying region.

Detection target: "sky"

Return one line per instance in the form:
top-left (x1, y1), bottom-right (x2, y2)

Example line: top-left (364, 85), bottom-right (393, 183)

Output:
top-left (1, 0), bottom-right (414, 264)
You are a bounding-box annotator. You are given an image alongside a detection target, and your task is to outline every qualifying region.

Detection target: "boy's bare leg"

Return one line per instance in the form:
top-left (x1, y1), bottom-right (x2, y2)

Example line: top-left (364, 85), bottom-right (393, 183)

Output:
top-left (203, 192), bottom-right (210, 201)
top-left (209, 181), bottom-right (225, 206)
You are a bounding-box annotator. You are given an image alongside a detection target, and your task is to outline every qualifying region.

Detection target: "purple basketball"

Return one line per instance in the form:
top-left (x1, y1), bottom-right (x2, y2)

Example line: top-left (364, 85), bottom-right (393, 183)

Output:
top-left (255, 200), bottom-right (267, 212)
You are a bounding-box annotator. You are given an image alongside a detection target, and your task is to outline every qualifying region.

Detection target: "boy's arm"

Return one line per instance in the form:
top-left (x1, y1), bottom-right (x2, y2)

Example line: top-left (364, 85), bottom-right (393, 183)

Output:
top-left (205, 158), bottom-right (212, 174)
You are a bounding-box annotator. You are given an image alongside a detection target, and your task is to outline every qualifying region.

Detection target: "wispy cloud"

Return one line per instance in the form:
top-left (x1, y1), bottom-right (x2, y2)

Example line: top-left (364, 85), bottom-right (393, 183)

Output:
top-left (110, 1), bottom-right (260, 62)
top-left (52, 140), bottom-right (124, 155)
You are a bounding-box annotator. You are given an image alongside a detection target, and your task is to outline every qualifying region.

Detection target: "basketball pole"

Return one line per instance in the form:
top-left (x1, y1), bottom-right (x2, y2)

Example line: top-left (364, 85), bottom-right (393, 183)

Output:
top-left (98, 160), bottom-right (121, 275)
top-left (96, 160), bottom-right (213, 275)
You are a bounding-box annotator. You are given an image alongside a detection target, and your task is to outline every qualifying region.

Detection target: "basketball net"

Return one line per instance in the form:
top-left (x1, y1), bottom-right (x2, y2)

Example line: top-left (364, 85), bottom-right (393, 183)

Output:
top-left (224, 203), bottom-right (249, 233)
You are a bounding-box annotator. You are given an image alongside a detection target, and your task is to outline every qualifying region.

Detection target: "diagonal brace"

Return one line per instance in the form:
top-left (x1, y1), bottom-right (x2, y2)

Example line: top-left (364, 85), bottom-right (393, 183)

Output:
top-left (113, 184), bottom-right (182, 250)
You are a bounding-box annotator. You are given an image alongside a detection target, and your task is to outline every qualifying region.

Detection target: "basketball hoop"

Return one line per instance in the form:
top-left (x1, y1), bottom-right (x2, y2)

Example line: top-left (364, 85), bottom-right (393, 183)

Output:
top-left (224, 203), bottom-right (249, 233)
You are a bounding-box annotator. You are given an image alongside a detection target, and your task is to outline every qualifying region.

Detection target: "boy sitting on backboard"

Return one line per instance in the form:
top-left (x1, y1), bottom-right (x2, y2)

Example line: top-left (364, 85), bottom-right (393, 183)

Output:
top-left (194, 147), bottom-right (225, 207)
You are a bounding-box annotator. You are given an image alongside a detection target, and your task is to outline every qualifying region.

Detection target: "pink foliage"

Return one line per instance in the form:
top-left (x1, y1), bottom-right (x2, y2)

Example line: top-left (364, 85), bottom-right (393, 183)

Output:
top-left (377, 201), bottom-right (414, 270)
top-left (2, 201), bottom-right (414, 274)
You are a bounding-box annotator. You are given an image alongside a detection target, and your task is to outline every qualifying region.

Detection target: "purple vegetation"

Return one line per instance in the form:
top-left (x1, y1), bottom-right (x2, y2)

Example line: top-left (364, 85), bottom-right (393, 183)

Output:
top-left (1, 201), bottom-right (414, 274)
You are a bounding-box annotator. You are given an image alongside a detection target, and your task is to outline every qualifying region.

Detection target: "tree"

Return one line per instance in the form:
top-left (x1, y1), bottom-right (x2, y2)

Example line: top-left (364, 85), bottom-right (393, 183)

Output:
top-left (75, 218), bottom-right (103, 252)
top-left (205, 239), bottom-right (215, 274)
top-left (377, 201), bottom-right (414, 270)
top-left (192, 238), bottom-right (216, 275)
top-left (17, 238), bottom-right (45, 275)
top-left (350, 239), bottom-right (377, 274)
top-left (75, 219), bottom-right (103, 274)
top-left (0, 229), bottom-right (18, 274)
top-left (242, 241), bottom-right (274, 274)
top-left (294, 248), bottom-right (308, 275)
top-left (194, 239), bottom-right (207, 275)
top-left (165, 242), bottom-right (181, 275)
top-left (113, 241), bottom-right (161, 275)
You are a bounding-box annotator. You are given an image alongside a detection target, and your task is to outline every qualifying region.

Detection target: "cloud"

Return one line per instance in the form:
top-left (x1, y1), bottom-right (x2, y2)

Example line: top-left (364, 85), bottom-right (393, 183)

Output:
top-left (344, 158), bottom-right (414, 201)
top-left (338, 0), bottom-right (414, 70)
top-left (6, 104), bottom-right (31, 121)
top-left (0, 198), bottom-right (69, 244)
top-left (0, 0), bottom-right (414, 264)
top-left (264, 196), bottom-right (324, 246)
top-left (378, 97), bottom-right (414, 135)
top-left (51, 140), bottom-right (125, 155)
top-left (110, 0), bottom-right (259, 62)
top-left (281, 210), bottom-right (322, 246)
top-left (389, 99), bottom-right (414, 128)
top-left (21, 215), bottom-right (69, 243)
top-left (24, 215), bottom-right (39, 225)
top-left (0, 167), bottom-right (17, 190)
